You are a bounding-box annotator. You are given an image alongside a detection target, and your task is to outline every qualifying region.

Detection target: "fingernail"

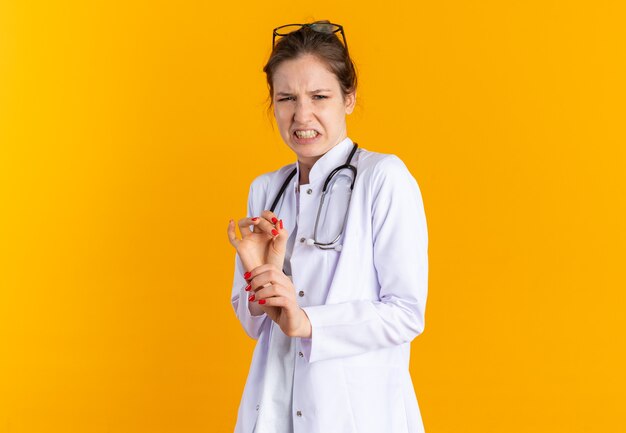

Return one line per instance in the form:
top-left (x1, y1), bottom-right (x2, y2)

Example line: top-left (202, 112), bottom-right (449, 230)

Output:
top-left (258, 299), bottom-right (266, 305)
top-left (248, 294), bottom-right (255, 302)
top-left (245, 284), bottom-right (251, 291)
top-left (244, 271), bottom-right (251, 279)
top-left (271, 229), bottom-right (279, 236)
top-left (279, 219), bottom-right (283, 230)
top-left (251, 217), bottom-right (259, 221)
top-left (271, 217), bottom-right (278, 224)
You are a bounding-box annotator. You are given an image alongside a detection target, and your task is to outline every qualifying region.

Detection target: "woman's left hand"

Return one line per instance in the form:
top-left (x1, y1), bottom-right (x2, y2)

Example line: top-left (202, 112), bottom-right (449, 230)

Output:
top-left (247, 264), bottom-right (312, 338)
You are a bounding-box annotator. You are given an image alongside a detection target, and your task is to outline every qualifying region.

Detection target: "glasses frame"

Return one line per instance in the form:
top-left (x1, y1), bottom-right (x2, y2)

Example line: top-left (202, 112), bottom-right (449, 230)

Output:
top-left (272, 22), bottom-right (349, 53)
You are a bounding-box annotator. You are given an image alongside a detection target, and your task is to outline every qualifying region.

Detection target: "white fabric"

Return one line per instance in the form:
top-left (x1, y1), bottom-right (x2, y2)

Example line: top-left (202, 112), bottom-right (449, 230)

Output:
top-left (231, 137), bottom-right (429, 433)
top-left (252, 322), bottom-right (295, 433)
top-left (252, 190), bottom-right (300, 433)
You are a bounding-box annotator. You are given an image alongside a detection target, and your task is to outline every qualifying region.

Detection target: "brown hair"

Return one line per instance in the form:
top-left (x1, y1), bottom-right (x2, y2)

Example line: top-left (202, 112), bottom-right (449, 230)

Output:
top-left (263, 20), bottom-right (358, 113)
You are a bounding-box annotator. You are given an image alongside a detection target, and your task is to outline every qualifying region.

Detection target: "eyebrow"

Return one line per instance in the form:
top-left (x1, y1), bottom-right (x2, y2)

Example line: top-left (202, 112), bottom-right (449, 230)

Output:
top-left (275, 88), bottom-right (333, 96)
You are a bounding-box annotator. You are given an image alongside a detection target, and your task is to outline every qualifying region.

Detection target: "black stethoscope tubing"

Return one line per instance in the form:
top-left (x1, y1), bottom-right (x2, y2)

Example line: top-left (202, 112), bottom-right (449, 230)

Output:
top-left (269, 142), bottom-right (359, 213)
top-left (268, 142), bottom-right (359, 249)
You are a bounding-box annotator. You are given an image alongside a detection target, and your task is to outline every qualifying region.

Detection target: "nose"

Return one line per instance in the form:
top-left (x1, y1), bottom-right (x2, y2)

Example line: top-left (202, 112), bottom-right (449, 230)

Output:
top-left (293, 98), bottom-right (314, 124)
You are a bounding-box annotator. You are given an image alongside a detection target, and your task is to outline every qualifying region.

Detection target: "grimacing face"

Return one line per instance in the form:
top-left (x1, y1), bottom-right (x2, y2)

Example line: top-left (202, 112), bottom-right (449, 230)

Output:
top-left (272, 54), bottom-right (356, 170)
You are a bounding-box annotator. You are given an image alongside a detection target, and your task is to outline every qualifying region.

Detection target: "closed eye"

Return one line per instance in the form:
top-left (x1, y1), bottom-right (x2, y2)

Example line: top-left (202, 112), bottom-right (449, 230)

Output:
top-left (277, 95), bottom-right (328, 102)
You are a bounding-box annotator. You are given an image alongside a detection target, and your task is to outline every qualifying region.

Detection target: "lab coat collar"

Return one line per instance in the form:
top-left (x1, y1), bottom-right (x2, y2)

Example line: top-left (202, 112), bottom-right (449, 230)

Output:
top-left (295, 136), bottom-right (355, 186)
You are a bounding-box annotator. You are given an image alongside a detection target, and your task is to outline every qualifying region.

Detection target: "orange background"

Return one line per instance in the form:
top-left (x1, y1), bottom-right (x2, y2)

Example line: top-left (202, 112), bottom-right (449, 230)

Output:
top-left (1, 1), bottom-right (625, 432)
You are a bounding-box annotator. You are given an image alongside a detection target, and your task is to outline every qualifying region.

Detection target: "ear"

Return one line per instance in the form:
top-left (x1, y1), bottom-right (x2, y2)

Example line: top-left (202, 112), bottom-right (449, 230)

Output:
top-left (344, 91), bottom-right (356, 115)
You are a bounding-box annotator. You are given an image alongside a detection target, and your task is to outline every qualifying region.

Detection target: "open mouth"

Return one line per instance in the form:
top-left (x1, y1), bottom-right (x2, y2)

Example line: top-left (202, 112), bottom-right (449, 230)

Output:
top-left (294, 129), bottom-right (320, 139)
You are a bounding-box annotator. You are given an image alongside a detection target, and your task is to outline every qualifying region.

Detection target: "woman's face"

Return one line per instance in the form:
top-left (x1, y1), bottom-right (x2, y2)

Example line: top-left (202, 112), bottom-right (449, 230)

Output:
top-left (272, 54), bottom-right (356, 168)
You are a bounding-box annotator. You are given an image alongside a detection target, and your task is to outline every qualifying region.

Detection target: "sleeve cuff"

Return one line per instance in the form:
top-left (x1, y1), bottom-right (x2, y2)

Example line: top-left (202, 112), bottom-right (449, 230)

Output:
top-left (301, 305), bottom-right (326, 362)
top-left (299, 336), bottom-right (313, 361)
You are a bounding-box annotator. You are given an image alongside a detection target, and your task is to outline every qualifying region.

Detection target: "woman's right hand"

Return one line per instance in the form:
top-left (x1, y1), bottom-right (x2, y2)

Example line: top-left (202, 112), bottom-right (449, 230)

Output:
top-left (227, 210), bottom-right (289, 272)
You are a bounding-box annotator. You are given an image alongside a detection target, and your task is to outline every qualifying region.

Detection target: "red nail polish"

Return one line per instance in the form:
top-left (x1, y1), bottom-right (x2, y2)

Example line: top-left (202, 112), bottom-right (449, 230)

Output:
top-left (279, 219), bottom-right (283, 230)
top-left (245, 284), bottom-right (251, 291)
top-left (251, 217), bottom-right (259, 221)
top-left (271, 217), bottom-right (278, 224)
top-left (271, 229), bottom-right (278, 236)
top-left (248, 294), bottom-right (255, 302)
top-left (258, 299), bottom-right (266, 305)
top-left (244, 271), bottom-right (251, 280)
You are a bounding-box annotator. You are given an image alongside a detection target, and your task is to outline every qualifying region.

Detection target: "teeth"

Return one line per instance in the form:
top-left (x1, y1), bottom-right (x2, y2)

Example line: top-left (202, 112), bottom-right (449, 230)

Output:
top-left (295, 130), bottom-right (318, 139)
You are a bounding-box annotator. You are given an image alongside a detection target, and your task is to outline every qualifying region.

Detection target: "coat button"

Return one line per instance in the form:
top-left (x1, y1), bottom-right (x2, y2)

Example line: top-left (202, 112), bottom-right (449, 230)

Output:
top-left (299, 237), bottom-right (306, 243)
top-left (256, 404), bottom-right (259, 411)
top-left (296, 410), bottom-right (302, 417)
top-left (306, 188), bottom-right (313, 195)
top-left (299, 351), bottom-right (304, 358)
top-left (298, 290), bottom-right (305, 297)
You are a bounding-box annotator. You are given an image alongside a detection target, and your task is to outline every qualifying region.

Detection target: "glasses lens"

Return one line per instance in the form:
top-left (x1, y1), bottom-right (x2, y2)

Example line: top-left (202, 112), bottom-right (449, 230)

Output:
top-left (315, 170), bottom-right (354, 246)
top-left (309, 23), bottom-right (341, 34)
top-left (274, 24), bottom-right (305, 36)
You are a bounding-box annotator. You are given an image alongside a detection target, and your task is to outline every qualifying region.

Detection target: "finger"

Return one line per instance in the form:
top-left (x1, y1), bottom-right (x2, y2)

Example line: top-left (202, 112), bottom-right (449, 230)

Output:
top-left (248, 266), bottom-right (287, 288)
top-left (237, 216), bottom-right (262, 239)
top-left (253, 283), bottom-right (289, 300)
top-left (256, 296), bottom-right (289, 308)
top-left (248, 284), bottom-right (276, 302)
top-left (252, 215), bottom-right (278, 238)
top-left (247, 263), bottom-right (280, 283)
top-left (259, 210), bottom-right (288, 249)
top-left (249, 280), bottom-right (273, 293)
top-left (270, 218), bottom-right (288, 252)
top-left (260, 209), bottom-right (280, 226)
top-left (227, 219), bottom-right (240, 248)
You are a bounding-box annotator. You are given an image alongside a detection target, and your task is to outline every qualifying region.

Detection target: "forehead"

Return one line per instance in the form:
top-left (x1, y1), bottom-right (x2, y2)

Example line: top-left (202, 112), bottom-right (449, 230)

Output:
top-left (273, 55), bottom-right (341, 92)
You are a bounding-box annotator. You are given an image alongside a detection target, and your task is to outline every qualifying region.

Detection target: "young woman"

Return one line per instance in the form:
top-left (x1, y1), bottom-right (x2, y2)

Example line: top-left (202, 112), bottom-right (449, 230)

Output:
top-left (227, 21), bottom-right (429, 433)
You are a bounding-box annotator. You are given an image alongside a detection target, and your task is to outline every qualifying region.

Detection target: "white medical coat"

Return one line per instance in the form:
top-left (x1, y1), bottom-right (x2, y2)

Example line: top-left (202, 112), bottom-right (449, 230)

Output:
top-left (231, 137), bottom-right (429, 433)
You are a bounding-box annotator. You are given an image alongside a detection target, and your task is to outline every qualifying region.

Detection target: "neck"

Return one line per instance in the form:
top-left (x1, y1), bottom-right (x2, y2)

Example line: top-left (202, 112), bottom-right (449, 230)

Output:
top-left (298, 162), bottom-right (312, 185)
top-left (297, 134), bottom-right (349, 185)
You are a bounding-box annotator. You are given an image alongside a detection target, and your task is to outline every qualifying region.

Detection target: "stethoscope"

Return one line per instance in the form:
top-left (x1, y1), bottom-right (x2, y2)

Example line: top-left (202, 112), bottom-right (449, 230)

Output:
top-left (269, 142), bottom-right (359, 251)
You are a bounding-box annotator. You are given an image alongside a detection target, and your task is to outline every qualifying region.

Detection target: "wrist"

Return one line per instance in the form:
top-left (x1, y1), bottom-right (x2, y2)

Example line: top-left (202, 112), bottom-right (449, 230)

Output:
top-left (267, 256), bottom-right (286, 271)
top-left (238, 252), bottom-right (262, 273)
top-left (298, 308), bottom-right (312, 338)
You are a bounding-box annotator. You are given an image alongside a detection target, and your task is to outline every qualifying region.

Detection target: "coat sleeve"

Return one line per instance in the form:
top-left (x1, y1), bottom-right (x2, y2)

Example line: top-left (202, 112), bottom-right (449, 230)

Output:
top-left (300, 155), bottom-right (428, 362)
top-left (230, 176), bottom-right (269, 340)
